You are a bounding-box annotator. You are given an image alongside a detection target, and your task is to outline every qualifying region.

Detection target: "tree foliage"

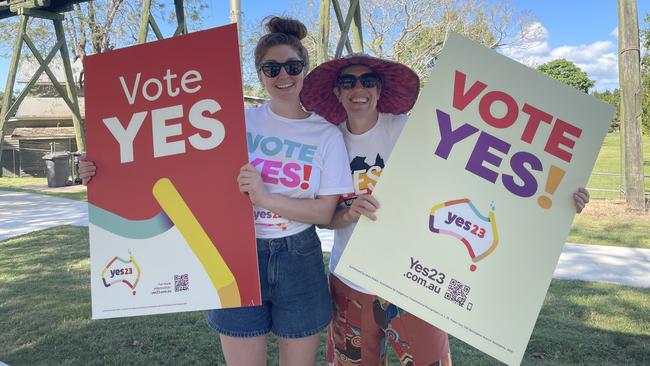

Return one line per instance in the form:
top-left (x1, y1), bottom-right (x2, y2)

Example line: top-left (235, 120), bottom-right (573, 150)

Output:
top-left (288, 0), bottom-right (536, 81)
top-left (591, 12), bottom-right (648, 136)
top-left (0, 90), bottom-right (17, 105)
top-left (0, 0), bottom-right (208, 62)
top-left (363, 0), bottom-right (536, 79)
top-left (537, 59), bottom-right (595, 94)
top-left (592, 89), bottom-right (620, 132)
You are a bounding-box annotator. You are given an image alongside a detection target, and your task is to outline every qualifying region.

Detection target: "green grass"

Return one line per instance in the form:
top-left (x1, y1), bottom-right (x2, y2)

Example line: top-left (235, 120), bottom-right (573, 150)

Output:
top-left (569, 218), bottom-right (650, 249)
top-left (587, 132), bottom-right (650, 200)
top-left (1, 226), bottom-right (649, 365)
top-left (0, 177), bottom-right (87, 201)
top-left (447, 280), bottom-right (650, 365)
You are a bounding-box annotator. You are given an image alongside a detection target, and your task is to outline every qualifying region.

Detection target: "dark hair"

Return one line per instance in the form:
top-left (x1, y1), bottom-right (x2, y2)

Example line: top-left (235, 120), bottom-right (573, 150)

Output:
top-left (254, 16), bottom-right (310, 74)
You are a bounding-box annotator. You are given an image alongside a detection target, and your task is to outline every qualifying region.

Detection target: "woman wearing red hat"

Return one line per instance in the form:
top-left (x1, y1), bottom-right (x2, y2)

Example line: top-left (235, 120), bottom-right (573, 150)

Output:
top-left (300, 54), bottom-right (590, 366)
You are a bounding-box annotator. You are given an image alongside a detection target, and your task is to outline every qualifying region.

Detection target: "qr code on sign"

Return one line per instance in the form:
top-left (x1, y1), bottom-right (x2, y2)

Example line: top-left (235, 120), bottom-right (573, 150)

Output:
top-left (174, 274), bottom-right (189, 292)
top-left (444, 278), bottom-right (470, 307)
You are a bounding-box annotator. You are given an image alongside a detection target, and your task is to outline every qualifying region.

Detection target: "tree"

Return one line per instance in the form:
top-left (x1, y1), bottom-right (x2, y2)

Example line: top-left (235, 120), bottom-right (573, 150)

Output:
top-left (0, 90), bottom-right (17, 105)
top-left (65, 0), bottom-right (207, 61)
top-left (0, 1), bottom-right (208, 62)
top-left (592, 89), bottom-right (621, 132)
top-left (537, 59), bottom-right (595, 93)
top-left (360, 0), bottom-right (536, 79)
top-left (290, 0), bottom-right (536, 80)
top-left (0, 0), bottom-right (208, 155)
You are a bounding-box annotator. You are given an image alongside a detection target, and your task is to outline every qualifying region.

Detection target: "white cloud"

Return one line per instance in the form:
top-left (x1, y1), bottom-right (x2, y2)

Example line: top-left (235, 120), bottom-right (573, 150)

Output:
top-left (610, 27), bottom-right (618, 38)
top-left (550, 41), bottom-right (614, 63)
top-left (500, 22), bottom-right (619, 92)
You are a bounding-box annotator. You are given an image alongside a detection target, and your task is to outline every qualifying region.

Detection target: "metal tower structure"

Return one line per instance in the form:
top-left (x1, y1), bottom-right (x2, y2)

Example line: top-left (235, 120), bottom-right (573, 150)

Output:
top-left (0, 0), bottom-right (187, 162)
top-left (0, 0), bottom-right (91, 157)
top-left (0, 0), bottom-right (365, 163)
top-left (318, 0), bottom-right (364, 64)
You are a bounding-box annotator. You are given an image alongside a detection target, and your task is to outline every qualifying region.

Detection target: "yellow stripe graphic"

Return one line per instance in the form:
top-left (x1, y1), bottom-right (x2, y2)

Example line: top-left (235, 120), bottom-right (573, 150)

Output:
top-left (152, 177), bottom-right (241, 307)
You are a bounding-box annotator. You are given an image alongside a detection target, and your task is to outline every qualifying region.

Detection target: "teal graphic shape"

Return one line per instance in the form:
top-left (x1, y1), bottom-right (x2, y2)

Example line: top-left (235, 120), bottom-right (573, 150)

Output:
top-left (89, 204), bottom-right (174, 239)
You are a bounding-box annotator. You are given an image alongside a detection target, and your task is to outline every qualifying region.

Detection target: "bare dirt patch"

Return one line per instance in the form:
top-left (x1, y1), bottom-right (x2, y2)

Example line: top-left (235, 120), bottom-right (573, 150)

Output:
top-left (580, 200), bottom-right (650, 220)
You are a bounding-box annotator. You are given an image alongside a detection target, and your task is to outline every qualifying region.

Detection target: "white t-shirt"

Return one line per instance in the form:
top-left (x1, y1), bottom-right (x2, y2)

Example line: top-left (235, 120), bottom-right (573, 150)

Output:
top-left (246, 103), bottom-right (353, 239)
top-left (330, 113), bottom-right (407, 293)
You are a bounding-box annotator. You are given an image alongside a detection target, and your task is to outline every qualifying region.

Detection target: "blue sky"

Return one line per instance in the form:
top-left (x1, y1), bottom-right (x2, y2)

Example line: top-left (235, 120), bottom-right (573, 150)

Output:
top-left (1, 0), bottom-right (649, 92)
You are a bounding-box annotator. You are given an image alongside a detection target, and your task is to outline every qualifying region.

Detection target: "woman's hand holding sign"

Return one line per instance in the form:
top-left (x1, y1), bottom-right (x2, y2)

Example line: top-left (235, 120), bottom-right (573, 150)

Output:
top-left (344, 195), bottom-right (381, 222)
top-left (573, 187), bottom-right (590, 214)
top-left (237, 163), bottom-right (271, 206)
top-left (79, 157), bottom-right (96, 185)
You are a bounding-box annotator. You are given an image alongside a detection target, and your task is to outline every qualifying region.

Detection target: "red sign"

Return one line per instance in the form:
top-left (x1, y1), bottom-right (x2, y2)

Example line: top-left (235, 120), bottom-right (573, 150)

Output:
top-left (85, 24), bottom-right (260, 318)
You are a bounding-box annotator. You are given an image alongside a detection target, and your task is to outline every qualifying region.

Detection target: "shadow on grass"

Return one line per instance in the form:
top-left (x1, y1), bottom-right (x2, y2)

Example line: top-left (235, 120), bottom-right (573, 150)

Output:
top-left (0, 226), bottom-right (224, 366)
top-left (448, 280), bottom-right (650, 365)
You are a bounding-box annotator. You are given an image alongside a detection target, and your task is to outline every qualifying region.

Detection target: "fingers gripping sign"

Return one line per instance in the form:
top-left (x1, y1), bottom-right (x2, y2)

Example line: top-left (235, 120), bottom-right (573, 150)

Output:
top-left (237, 163), bottom-right (271, 206)
top-left (573, 187), bottom-right (590, 214)
top-left (345, 194), bottom-right (381, 222)
top-left (78, 156), bottom-right (97, 185)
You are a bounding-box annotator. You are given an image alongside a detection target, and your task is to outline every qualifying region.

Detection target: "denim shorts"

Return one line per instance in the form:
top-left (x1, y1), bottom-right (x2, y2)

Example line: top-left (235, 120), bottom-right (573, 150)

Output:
top-left (207, 225), bottom-right (332, 338)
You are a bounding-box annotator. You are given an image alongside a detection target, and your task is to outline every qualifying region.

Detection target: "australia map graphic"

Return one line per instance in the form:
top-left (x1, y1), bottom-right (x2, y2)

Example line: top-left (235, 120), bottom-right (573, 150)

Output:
top-left (428, 199), bottom-right (499, 272)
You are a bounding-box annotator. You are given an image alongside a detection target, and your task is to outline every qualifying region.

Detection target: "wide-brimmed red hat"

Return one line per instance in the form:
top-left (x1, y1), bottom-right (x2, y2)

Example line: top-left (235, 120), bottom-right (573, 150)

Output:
top-left (300, 53), bottom-right (420, 125)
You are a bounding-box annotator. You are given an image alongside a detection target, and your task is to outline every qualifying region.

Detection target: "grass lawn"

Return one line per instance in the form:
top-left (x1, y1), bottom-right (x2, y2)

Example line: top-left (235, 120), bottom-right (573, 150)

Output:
top-left (1, 226), bottom-right (649, 365)
top-left (0, 177), bottom-right (87, 201)
top-left (587, 132), bottom-right (650, 200)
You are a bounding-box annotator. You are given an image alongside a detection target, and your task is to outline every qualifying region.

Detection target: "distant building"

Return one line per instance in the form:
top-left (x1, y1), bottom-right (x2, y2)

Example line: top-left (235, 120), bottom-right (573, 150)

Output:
top-left (2, 97), bottom-right (83, 177)
top-left (1, 59), bottom-right (83, 177)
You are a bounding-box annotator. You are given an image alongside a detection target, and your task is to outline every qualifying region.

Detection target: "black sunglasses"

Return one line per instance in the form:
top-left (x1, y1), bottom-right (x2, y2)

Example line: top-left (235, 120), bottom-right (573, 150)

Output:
top-left (258, 60), bottom-right (305, 78)
top-left (336, 73), bottom-right (382, 90)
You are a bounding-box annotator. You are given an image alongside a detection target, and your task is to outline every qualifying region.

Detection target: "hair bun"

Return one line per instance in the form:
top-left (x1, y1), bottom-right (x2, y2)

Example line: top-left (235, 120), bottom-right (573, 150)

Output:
top-left (265, 16), bottom-right (307, 40)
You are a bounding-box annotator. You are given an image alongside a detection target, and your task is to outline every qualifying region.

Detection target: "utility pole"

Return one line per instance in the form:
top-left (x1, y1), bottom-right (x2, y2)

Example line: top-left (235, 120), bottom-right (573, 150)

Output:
top-left (617, 7), bottom-right (626, 198)
top-left (618, 0), bottom-right (646, 210)
top-left (230, 0), bottom-right (243, 62)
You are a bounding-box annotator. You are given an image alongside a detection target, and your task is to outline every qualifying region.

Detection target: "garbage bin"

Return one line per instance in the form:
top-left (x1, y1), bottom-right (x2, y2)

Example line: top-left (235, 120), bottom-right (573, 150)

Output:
top-left (71, 151), bottom-right (84, 184)
top-left (42, 152), bottom-right (71, 187)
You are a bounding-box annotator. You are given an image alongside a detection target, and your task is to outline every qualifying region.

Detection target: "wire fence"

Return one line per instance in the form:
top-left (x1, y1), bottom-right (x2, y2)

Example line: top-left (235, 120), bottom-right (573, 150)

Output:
top-left (1, 138), bottom-right (77, 178)
top-left (587, 171), bottom-right (650, 203)
top-left (2, 147), bottom-right (648, 207)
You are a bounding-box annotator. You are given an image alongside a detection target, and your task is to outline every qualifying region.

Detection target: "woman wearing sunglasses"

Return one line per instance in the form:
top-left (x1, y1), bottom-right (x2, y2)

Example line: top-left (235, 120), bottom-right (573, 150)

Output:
top-left (80, 16), bottom-right (351, 366)
top-left (300, 54), bottom-right (452, 366)
top-left (300, 54), bottom-right (590, 366)
top-left (207, 16), bottom-right (352, 365)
